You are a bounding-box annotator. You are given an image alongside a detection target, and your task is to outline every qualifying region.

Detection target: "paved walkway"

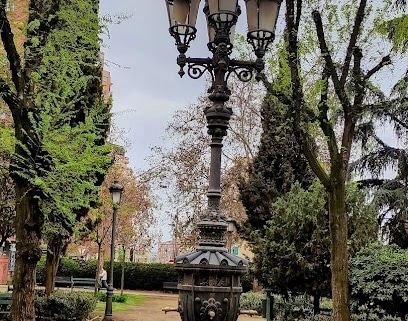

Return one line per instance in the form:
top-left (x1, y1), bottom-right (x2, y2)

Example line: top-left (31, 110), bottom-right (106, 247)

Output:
top-left (0, 286), bottom-right (262, 321)
top-left (91, 290), bottom-right (262, 321)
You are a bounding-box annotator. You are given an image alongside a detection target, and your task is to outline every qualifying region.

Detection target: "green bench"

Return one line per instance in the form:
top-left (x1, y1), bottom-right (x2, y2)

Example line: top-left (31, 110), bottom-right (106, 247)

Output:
top-left (0, 293), bottom-right (12, 318)
top-left (55, 276), bottom-right (73, 288)
top-left (54, 276), bottom-right (98, 289)
top-left (72, 277), bottom-right (97, 289)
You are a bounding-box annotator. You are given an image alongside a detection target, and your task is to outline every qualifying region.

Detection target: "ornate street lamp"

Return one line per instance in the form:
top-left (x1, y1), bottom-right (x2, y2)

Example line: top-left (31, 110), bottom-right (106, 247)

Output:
top-left (164, 1), bottom-right (281, 321)
top-left (103, 180), bottom-right (124, 321)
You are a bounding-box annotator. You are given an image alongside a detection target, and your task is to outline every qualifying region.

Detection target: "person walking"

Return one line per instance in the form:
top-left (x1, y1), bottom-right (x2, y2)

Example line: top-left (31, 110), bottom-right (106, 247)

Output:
top-left (99, 267), bottom-right (108, 288)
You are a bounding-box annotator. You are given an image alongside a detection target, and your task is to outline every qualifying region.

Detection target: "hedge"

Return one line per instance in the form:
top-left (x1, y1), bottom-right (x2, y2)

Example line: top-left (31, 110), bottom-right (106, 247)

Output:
top-left (37, 258), bottom-right (178, 291)
top-left (37, 257), bottom-right (254, 291)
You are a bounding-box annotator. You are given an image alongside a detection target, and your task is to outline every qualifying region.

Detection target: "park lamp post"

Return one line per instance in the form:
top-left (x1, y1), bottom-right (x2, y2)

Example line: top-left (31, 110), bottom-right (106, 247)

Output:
top-left (164, 1), bottom-right (281, 321)
top-left (103, 180), bottom-right (124, 321)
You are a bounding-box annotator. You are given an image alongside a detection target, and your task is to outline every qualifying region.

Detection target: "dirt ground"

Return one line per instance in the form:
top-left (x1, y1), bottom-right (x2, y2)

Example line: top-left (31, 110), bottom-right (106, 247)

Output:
top-left (91, 292), bottom-right (263, 321)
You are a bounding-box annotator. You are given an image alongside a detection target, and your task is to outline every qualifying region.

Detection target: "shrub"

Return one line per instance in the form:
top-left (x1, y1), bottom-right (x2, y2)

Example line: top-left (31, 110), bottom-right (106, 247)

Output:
top-left (36, 290), bottom-right (97, 321)
top-left (113, 294), bottom-right (127, 303)
top-left (272, 295), bottom-right (315, 321)
top-left (97, 292), bottom-right (127, 303)
top-left (241, 268), bottom-right (254, 292)
top-left (240, 291), bottom-right (263, 313)
top-left (349, 242), bottom-right (408, 320)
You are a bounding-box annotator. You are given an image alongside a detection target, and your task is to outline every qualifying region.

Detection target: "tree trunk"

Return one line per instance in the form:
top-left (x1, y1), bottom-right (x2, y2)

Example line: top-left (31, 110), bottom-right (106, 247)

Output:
top-left (328, 173), bottom-right (349, 321)
top-left (120, 247), bottom-right (125, 295)
top-left (120, 264), bottom-right (124, 296)
top-left (313, 293), bottom-right (321, 315)
top-left (45, 238), bottom-right (64, 295)
top-left (11, 182), bottom-right (43, 321)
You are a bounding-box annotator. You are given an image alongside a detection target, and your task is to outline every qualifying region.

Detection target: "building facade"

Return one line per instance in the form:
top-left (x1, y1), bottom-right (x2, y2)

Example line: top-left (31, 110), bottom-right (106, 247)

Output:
top-left (157, 240), bottom-right (179, 263)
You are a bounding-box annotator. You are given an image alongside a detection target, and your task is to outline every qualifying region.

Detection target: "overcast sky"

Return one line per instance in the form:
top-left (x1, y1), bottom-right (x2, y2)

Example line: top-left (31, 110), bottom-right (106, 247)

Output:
top-left (98, 1), bottom-right (230, 241)
top-left (100, 1), bottom-right (211, 170)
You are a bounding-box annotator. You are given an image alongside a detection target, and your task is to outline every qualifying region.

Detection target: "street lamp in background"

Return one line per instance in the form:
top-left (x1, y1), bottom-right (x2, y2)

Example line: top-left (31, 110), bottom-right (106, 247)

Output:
top-left (164, 1), bottom-right (282, 321)
top-left (103, 180), bottom-right (123, 321)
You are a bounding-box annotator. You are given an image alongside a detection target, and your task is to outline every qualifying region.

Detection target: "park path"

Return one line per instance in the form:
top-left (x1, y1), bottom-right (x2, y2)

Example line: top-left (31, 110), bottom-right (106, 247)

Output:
top-left (91, 291), bottom-right (262, 321)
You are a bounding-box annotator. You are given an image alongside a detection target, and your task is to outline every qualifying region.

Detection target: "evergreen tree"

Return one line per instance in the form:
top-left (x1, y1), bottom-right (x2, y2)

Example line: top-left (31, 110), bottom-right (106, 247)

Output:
top-left (0, 0), bottom-right (111, 319)
top-left (251, 180), bottom-right (377, 314)
top-left (239, 90), bottom-right (314, 233)
top-left (35, 0), bottom-right (111, 295)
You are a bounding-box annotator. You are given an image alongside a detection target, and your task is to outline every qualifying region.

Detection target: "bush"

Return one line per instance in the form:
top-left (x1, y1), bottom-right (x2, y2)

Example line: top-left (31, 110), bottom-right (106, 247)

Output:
top-left (272, 295), bottom-right (316, 321)
top-left (240, 291), bottom-right (263, 313)
top-left (241, 268), bottom-right (254, 292)
top-left (349, 242), bottom-right (408, 320)
top-left (97, 292), bottom-right (127, 303)
top-left (36, 290), bottom-right (97, 321)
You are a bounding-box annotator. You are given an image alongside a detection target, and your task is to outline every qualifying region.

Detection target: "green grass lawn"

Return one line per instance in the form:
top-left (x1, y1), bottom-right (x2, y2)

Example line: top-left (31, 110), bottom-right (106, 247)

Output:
top-left (94, 294), bottom-right (147, 312)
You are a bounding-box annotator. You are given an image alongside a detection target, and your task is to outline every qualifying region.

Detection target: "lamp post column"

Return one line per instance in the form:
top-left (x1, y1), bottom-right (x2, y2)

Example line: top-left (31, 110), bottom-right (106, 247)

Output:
top-left (103, 204), bottom-right (117, 321)
top-left (164, 1), bottom-right (282, 320)
top-left (103, 180), bottom-right (123, 321)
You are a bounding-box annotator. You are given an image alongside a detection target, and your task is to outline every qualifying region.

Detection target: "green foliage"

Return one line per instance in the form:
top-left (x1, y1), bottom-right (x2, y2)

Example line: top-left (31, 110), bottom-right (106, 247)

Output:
top-left (97, 292), bottom-right (127, 303)
top-left (239, 91), bottom-right (314, 233)
top-left (273, 294), bottom-right (314, 321)
top-left (241, 266), bottom-right (255, 293)
top-left (239, 292), bottom-right (263, 313)
top-left (376, 14), bottom-right (408, 53)
top-left (35, 290), bottom-right (97, 321)
top-left (37, 258), bottom-right (179, 291)
top-left (34, 0), bottom-right (112, 229)
top-left (251, 180), bottom-right (330, 297)
top-left (0, 126), bottom-right (14, 156)
top-left (250, 180), bottom-right (377, 298)
top-left (349, 242), bottom-right (408, 320)
top-left (0, 124), bottom-right (15, 243)
top-left (94, 294), bottom-right (146, 312)
top-left (122, 262), bottom-right (178, 291)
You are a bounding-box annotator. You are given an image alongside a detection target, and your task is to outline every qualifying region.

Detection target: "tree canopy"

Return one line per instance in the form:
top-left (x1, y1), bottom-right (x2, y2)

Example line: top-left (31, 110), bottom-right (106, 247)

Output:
top-left (0, 0), bottom-right (112, 319)
top-left (239, 1), bottom-right (408, 320)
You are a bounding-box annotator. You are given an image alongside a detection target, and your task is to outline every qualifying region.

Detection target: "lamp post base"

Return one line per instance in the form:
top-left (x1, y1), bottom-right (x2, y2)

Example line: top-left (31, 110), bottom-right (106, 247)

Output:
top-left (102, 284), bottom-right (114, 321)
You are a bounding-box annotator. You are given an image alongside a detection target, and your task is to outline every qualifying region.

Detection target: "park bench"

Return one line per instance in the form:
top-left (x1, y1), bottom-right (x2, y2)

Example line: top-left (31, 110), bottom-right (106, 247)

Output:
top-left (162, 281), bottom-right (178, 292)
top-left (72, 277), bottom-right (97, 289)
top-left (0, 292), bottom-right (12, 318)
top-left (54, 276), bottom-right (98, 289)
top-left (55, 276), bottom-right (74, 288)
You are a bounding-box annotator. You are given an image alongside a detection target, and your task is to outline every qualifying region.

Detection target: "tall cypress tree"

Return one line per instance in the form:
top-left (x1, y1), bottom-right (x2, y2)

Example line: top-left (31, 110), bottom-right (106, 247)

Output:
top-left (239, 90), bottom-right (314, 232)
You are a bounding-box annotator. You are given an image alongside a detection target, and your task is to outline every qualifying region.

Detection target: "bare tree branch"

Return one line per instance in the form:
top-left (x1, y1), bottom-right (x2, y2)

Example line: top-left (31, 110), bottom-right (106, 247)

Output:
top-left (318, 65), bottom-right (339, 161)
top-left (341, 48), bottom-right (362, 171)
top-left (340, 0), bottom-right (367, 86)
top-left (313, 10), bottom-right (352, 113)
top-left (286, 0), bottom-right (330, 187)
top-left (364, 55), bottom-right (392, 80)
